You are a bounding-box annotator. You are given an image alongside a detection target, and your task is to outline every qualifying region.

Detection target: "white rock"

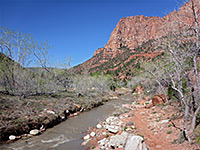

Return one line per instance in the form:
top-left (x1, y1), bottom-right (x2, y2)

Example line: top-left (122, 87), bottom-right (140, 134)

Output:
top-left (156, 145), bottom-right (162, 148)
top-left (96, 124), bottom-right (102, 129)
top-left (90, 132), bottom-right (96, 137)
top-left (111, 96), bottom-right (119, 100)
top-left (124, 115), bottom-right (129, 118)
top-left (125, 135), bottom-right (148, 150)
top-left (126, 128), bottom-right (132, 131)
top-left (102, 132), bottom-right (107, 135)
top-left (119, 116), bottom-right (124, 119)
top-left (81, 140), bottom-right (88, 146)
top-left (30, 129), bottom-right (39, 135)
top-left (9, 135), bottom-right (16, 140)
top-left (154, 132), bottom-right (158, 135)
top-left (111, 120), bottom-right (123, 126)
top-left (107, 125), bottom-right (120, 134)
top-left (47, 110), bottom-right (55, 115)
top-left (131, 126), bottom-right (135, 129)
top-left (119, 145), bottom-right (124, 148)
top-left (160, 120), bottom-right (169, 124)
top-left (98, 138), bottom-right (107, 146)
top-left (83, 134), bottom-right (90, 140)
top-left (107, 132), bottom-right (129, 148)
top-left (40, 125), bottom-right (44, 130)
top-left (106, 116), bottom-right (119, 124)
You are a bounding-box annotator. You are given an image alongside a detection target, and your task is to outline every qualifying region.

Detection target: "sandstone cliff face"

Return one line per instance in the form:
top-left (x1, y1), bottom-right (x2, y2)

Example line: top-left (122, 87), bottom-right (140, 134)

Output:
top-left (103, 0), bottom-right (197, 59)
top-left (73, 0), bottom-right (199, 74)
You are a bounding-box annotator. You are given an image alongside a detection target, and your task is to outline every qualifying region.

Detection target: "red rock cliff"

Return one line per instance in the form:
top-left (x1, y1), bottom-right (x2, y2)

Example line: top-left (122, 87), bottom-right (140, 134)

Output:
top-left (73, 0), bottom-right (199, 74)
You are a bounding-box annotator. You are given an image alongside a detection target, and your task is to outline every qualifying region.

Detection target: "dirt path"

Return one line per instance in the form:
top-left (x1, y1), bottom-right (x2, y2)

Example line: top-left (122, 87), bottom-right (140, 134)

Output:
top-left (130, 106), bottom-right (199, 150)
top-left (132, 108), bottom-right (180, 150)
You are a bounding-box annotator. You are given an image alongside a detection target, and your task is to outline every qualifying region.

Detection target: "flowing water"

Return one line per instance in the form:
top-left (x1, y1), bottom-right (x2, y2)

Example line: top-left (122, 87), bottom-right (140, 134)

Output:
top-left (0, 93), bottom-right (132, 150)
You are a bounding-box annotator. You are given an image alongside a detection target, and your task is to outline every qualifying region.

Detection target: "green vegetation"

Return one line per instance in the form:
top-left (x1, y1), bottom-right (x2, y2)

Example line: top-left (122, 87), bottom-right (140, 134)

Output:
top-left (137, 134), bottom-right (144, 139)
top-left (168, 124), bottom-right (172, 127)
top-left (167, 131), bottom-right (172, 134)
top-left (124, 126), bottom-right (127, 131)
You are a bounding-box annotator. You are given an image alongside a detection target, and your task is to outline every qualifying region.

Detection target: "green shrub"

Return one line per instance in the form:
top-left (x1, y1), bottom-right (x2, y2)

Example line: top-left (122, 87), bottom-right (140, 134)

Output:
top-left (167, 130), bottom-right (172, 134)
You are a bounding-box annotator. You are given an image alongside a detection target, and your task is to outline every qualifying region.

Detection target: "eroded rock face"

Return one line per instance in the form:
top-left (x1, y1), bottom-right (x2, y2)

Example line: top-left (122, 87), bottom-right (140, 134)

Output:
top-left (73, 0), bottom-right (199, 74)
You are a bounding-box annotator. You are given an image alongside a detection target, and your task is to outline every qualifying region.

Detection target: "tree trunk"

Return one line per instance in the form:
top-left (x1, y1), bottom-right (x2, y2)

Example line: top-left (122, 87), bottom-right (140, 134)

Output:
top-left (184, 104), bottom-right (191, 142)
top-left (190, 106), bottom-right (200, 133)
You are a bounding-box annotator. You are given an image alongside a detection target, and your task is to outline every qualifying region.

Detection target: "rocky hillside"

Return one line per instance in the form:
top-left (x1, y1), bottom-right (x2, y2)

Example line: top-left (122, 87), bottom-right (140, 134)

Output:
top-left (73, 0), bottom-right (198, 79)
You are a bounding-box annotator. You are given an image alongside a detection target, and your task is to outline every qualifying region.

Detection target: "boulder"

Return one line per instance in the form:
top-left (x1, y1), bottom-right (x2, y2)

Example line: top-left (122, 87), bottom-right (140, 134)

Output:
top-left (107, 132), bottom-right (129, 148)
top-left (96, 124), bottom-right (102, 129)
top-left (152, 94), bottom-right (169, 106)
top-left (160, 120), bottom-right (169, 124)
top-left (107, 125), bottom-right (120, 134)
top-left (90, 132), bottom-right (96, 137)
top-left (81, 141), bottom-right (88, 146)
top-left (98, 138), bottom-right (107, 146)
top-left (9, 135), bottom-right (16, 140)
top-left (106, 116), bottom-right (123, 126)
top-left (47, 110), bottom-right (55, 115)
top-left (125, 135), bottom-right (148, 150)
top-left (83, 134), bottom-right (90, 140)
top-left (106, 116), bottom-right (119, 124)
top-left (30, 129), bottom-right (39, 135)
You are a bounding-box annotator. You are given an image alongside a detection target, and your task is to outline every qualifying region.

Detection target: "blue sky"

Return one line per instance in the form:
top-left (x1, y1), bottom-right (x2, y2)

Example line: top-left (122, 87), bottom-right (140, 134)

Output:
top-left (0, 0), bottom-right (184, 67)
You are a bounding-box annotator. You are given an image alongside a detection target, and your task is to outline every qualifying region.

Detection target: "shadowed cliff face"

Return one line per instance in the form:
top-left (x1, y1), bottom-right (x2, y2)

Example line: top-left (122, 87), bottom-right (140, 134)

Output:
top-left (73, 0), bottom-right (199, 75)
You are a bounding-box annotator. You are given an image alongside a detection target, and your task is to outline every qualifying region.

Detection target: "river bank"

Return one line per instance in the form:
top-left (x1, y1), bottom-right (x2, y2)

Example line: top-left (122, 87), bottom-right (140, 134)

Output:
top-left (0, 88), bottom-right (125, 144)
top-left (0, 88), bottom-right (133, 150)
top-left (83, 91), bottom-right (200, 150)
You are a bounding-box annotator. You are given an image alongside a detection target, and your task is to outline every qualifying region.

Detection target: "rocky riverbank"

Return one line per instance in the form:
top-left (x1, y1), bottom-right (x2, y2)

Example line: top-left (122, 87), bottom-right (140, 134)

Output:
top-left (0, 89), bottom-right (123, 144)
top-left (82, 91), bottom-right (200, 150)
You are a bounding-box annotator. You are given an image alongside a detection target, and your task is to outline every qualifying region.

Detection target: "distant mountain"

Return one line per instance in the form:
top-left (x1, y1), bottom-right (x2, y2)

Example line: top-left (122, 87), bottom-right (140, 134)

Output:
top-left (73, 0), bottom-right (198, 80)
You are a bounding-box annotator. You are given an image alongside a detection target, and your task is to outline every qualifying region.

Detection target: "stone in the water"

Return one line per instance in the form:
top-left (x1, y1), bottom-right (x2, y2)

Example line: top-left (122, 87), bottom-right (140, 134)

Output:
top-left (30, 129), bottom-right (39, 135)
top-left (90, 132), bottom-right (96, 137)
top-left (96, 124), bottom-right (102, 129)
top-left (81, 140), bottom-right (88, 146)
top-left (83, 134), bottom-right (90, 140)
top-left (125, 135), bottom-right (148, 150)
top-left (9, 135), bottom-right (16, 140)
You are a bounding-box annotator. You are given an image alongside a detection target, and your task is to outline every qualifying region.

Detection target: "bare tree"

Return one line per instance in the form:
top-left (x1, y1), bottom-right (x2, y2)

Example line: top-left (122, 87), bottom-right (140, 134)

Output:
top-left (157, 0), bottom-right (200, 141)
top-left (0, 27), bottom-right (58, 95)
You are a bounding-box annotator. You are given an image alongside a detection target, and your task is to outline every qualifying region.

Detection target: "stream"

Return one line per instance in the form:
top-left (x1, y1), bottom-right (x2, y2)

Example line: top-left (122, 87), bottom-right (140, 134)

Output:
top-left (0, 93), bottom-right (132, 150)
